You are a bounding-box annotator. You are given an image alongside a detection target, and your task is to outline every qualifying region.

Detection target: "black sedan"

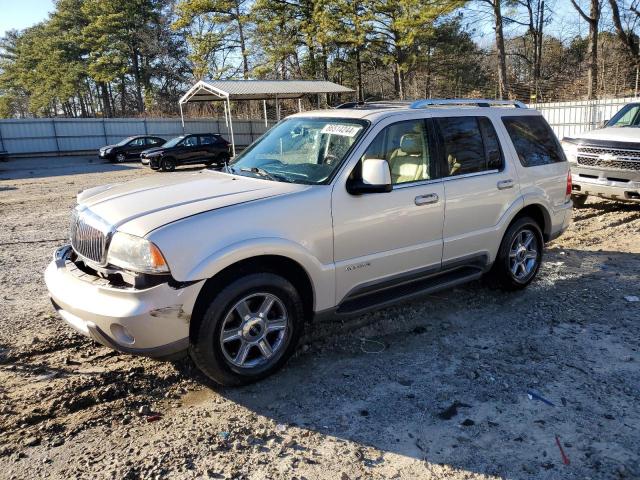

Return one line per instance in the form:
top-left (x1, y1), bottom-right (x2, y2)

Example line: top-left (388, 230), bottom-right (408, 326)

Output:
top-left (99, 135), bottom-right (166, 163)
top-left (141, 133), bottom-right (231, 172)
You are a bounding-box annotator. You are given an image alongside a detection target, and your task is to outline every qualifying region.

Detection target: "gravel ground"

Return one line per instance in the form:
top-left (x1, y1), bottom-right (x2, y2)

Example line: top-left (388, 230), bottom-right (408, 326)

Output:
top-left (0, 157), bottom-right (639, 480)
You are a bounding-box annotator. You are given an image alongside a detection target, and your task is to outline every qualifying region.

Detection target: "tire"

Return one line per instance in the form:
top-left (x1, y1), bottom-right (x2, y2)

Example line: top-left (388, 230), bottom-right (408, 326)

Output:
top-left (115, 153), bottom-right (126, 163)
top-left (572, 194), bottom-right (588, 208)
top-left (489, 216), bottom-right (543, 291)
top-left (190, 273), bottom-right (304, 386)
top-left (161, 157), bottom-right (176, 172)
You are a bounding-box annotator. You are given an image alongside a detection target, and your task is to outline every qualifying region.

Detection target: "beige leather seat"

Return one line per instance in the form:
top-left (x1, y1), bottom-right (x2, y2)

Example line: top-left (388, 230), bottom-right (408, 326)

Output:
top-left (389, 134), bottom-right (428, 183)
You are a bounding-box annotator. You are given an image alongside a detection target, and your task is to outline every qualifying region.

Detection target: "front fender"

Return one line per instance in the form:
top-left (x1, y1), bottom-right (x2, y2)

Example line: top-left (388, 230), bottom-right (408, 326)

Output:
top-left (186, 237), bottom-right (335, 312)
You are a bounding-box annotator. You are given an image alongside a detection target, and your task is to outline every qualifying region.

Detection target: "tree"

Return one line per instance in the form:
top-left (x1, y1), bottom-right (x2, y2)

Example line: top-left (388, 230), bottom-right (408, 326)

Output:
top-left (174, 0), bottom-right (252, 79)
top-left (570, 0), bottom-right (602, 98)
top-left (477, 0), bottom-right (510, 99)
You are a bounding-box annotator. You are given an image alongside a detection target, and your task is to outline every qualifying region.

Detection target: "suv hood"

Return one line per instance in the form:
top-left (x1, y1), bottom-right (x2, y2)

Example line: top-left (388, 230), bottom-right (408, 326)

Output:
top-left (571, 126), bottom-right (640, 144)
top-left (77, 170), bottom-right (307, 237)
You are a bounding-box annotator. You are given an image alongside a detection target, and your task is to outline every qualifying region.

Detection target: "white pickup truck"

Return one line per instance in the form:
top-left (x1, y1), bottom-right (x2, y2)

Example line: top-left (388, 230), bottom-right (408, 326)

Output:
top-left (562, 102), bottom-right (640, 206)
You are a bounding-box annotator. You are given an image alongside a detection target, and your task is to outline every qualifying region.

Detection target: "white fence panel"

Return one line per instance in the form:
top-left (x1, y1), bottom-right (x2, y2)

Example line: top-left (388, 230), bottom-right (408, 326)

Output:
top-left (0, 117), bottom-right (276, 156)
top-left (530, 97), bottom-right (638, 139)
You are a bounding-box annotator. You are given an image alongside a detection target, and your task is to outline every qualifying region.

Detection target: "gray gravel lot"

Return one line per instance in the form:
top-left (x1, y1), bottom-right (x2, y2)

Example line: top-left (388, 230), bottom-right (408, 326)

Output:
top-left (0, 156), bottom-right (639, 480)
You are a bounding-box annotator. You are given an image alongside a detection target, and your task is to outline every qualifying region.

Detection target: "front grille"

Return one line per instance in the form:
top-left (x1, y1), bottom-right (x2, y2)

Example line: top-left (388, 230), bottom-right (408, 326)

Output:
top-left (577, 145), bottom-right (640, 171)
top-left (70, 210), bottom-right (110, 264)
top-left (577, 156), bottom-right (640, 171)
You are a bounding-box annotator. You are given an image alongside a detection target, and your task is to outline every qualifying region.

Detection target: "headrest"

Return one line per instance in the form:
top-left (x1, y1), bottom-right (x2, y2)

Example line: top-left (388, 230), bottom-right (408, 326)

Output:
top-left (400, 134), bottom-right (423, 155)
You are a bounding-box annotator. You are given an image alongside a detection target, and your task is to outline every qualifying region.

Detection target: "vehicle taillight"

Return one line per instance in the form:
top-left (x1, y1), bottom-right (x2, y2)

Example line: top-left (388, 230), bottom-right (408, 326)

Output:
top-left (566, 169), bottom-right (572, 198)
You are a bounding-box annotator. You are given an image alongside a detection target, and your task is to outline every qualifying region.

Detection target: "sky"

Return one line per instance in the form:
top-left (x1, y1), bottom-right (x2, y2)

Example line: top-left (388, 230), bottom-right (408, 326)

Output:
top-left (0, 0), bottom-right (54, 37)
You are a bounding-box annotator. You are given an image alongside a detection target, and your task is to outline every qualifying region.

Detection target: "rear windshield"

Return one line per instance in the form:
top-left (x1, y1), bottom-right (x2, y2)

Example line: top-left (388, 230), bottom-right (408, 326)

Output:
top-left (502, 116), bottom-right (566, 167)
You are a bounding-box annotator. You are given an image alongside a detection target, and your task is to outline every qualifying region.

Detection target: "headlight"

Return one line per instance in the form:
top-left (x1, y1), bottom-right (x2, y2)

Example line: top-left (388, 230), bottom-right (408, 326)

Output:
top-left (105, 148), bottom-right (113, 154)
top-left (107, 232), bottom-right (169, 274)
top-left (561, 140), bottom-right (578, 164)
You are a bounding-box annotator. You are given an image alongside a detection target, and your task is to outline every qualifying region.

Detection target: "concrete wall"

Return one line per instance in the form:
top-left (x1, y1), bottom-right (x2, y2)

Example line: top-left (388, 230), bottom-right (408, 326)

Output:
top-left (0, 117), bottom-right (276, 156)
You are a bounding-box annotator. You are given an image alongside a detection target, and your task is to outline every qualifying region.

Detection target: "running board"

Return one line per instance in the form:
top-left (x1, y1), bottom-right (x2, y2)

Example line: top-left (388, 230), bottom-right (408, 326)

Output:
top-left (336, 266), bottom-right (484, 316)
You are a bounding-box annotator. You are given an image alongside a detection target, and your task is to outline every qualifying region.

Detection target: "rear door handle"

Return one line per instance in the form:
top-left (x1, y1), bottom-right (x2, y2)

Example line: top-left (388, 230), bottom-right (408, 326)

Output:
top-left (497, 179), bottom-right (514, 190)
top-left (415, 193), bottom-right (439, 206)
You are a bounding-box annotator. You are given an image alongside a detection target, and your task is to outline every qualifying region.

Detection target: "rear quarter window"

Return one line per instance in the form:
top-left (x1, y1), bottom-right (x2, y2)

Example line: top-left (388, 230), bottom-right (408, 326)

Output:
top-left (502, 115), bottom-right (566, 167)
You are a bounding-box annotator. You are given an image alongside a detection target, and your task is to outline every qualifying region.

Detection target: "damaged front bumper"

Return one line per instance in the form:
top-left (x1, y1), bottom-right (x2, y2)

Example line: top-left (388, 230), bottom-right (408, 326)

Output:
top-left (45, 245), bottom-right (204, 359)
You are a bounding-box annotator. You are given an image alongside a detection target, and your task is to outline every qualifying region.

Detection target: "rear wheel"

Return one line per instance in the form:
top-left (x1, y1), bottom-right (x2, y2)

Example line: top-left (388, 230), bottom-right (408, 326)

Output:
top-left (571, 194), bottom-right (588, 208)
top-left (161, 157), bottom-right (176, 172)
top-left (490, 216), bottom-right (543, 290)
top-left (190, 273), bottom-right (304, 386)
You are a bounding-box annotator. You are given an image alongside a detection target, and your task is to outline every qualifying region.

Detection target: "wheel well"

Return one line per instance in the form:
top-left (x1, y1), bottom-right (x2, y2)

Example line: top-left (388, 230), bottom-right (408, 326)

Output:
top-left (513, 204), bottom-right (550, 241)
top-left (189, 255), bottom-right (314, 339)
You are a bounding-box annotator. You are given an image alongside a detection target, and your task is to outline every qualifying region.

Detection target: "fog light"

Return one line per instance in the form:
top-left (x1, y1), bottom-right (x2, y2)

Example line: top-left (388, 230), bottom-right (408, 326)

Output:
top-left (110, 324), bottom-right (135, 345)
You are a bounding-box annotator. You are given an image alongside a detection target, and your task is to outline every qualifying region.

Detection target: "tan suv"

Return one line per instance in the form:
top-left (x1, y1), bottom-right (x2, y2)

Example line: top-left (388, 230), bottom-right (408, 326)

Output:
top-left (45, 99), bottom-right (572, 386)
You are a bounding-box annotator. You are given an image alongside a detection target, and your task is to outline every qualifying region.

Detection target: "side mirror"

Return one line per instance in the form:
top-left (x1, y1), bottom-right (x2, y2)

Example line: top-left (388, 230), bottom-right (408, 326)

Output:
top-left (600, 119), bottom-right (609, 128)
top-left (347, 158), bottom-right (392, 195)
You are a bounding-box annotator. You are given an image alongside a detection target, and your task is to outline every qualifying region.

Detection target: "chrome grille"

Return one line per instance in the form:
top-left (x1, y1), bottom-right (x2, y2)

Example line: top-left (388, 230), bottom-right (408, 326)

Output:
top-left (70, 209), bottom-right (110, 264)
top-left (576, 145), bottom-right (640, 172)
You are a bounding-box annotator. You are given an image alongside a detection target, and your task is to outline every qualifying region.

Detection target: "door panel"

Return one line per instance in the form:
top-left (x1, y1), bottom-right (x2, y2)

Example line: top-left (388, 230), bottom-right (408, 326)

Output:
top-left (332, 118), bottom-right (444, 304)
top-left (333, 182), bottom-right (445, 302)
top-left (436, 115), bottom-right (521, 263)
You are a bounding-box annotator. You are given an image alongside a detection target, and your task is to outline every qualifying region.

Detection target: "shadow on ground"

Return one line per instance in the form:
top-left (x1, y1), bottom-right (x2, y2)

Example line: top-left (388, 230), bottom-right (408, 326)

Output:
top-left (184, 247), bottom-right (640, 479)
top-left (0, 156), bottom-right (142, 180)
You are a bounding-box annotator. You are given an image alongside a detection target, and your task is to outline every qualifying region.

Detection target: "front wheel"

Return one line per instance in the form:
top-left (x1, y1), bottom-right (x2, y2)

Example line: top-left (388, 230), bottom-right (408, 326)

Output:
top-left (489, 216), bottom-right (543, 291)
top-left (115, 153), bottom-right (126, 163)
top-left (161, 157), bottom-right (176, 172)
top-left (190, 273), bottom-right (304, 386)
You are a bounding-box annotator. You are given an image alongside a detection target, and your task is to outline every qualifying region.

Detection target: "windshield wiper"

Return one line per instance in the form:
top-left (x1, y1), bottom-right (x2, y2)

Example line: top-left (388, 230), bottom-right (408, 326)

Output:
top-left (240, 167), bottom-right (290, 182)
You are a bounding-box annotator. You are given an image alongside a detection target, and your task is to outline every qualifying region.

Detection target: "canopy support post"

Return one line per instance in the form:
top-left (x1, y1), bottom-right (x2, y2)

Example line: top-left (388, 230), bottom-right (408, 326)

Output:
top-left (275, 94), bottom-right (280, 121)
top-left (298, 98), bottom-right (302, 112)
top-left (263, 100), bottom-right (268, 127)
top-left (179, 102), bottom-right (185, 133)
top-left (226, 96), bottom-right (236, 157)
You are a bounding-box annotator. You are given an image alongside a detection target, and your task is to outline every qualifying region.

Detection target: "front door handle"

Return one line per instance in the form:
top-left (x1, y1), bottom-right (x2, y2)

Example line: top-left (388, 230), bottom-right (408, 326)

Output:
top-left (497, 179), bottom-right (515, 190)
top-left (415, 193), bottom-right (439, 206)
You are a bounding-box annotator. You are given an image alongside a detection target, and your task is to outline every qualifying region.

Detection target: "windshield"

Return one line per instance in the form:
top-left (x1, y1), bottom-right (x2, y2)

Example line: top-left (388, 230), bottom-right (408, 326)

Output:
top-left (162, 135), bottom-right (186, 148)
top-left (229, 117), bottom-right (368, 184)
top-left (115, 136), bottom-right (136, 146)
top-left (607, 104), bottom-right (640, 127)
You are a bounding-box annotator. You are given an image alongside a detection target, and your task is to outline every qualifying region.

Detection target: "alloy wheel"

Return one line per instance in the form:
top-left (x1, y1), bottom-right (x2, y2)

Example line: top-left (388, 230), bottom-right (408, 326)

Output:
top-left (219, 292), bottom-right (289, 369)
top-left (508, 228), bottom-right (539, 281)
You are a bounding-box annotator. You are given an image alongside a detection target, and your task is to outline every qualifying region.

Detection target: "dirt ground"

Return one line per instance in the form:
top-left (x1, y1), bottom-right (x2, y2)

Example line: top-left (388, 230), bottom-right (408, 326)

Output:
top-left (0, 156), bottom-right (639, 480)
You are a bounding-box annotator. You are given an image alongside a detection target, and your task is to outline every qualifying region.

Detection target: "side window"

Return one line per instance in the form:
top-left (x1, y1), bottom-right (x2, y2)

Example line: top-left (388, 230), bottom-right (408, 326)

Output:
top-left (146, 137), bottom-right (161, 145)
top-left (200, 135), bottom-right (215, 145)
top-left (478, 117), bottom-right (504, 170)
top-left (129, 137), bottom-right (144, 146)
top-left (183, 136), bottom-right (198, 147)
top-left (361, 119), bottom-right (432, 185)
top-left (434, 117), bottom-right (486, 176)
top-left (502, 116), bottom-right (566, 167)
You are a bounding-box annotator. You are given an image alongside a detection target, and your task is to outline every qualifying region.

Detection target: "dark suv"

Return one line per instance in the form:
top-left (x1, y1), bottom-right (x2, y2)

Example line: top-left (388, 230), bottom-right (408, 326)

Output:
top-left (99, 136), bottom-right (166, 163)
top-left (141, 133), bottom-right (231, 171)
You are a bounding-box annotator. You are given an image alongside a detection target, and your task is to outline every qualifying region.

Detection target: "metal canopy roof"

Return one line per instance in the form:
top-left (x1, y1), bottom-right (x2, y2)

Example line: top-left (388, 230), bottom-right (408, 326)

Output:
top-left (179, 79), bottom-right (354, 103)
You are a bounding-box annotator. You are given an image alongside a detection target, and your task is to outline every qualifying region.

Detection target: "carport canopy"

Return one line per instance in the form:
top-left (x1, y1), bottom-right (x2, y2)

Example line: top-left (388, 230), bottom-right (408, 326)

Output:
top-left (178, 80), bottom-right (355, 156)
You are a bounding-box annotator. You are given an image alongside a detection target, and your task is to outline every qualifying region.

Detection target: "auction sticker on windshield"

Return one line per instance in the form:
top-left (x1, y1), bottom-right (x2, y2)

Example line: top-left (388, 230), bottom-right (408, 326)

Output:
top-left (321, 124), bottom-right (362, 137)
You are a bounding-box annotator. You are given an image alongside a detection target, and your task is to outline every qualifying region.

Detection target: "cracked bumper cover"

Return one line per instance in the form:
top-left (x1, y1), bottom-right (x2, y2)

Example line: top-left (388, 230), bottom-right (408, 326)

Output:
top-left (45, 246), bottom-right (204, 358)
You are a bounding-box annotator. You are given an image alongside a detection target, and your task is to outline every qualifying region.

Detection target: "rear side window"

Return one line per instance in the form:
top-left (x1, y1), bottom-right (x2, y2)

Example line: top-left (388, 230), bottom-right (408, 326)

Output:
top-left (502, 116), bottom-right (566, 167)
top-left (434, 116), bottom-right (503, 176)
top-left (200, 135), bottom-right (215, 145)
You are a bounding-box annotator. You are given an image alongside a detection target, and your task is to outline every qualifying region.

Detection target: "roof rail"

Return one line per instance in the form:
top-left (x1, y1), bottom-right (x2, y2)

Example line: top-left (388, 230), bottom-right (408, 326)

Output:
top-left (410, 99), bottom-right (527, 109)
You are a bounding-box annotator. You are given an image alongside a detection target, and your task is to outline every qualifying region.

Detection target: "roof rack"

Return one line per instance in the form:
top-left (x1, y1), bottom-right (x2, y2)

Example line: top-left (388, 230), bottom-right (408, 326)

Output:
top-left (334, 100), bottom-right (412, 109)
top-left (410, 99), bottom-right (527, 109)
